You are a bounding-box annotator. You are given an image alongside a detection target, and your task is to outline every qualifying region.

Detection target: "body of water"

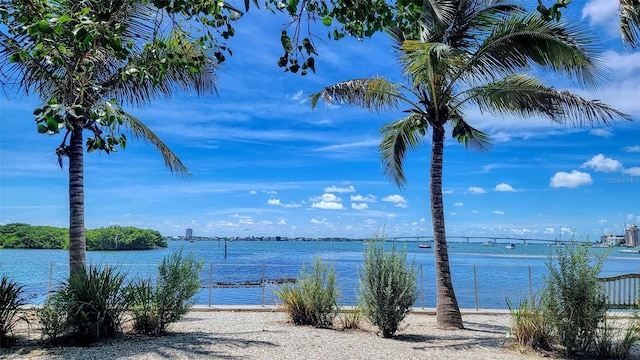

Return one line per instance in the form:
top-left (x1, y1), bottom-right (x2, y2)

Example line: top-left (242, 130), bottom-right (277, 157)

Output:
top-left (2, 240), bottom-right (639, 309)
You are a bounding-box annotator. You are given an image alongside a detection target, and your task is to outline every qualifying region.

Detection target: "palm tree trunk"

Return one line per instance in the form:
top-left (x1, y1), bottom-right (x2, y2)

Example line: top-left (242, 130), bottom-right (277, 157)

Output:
top-left (68, 122), bottom-right (86, 276)
top-left (431, 124), bottom-right (464, 329)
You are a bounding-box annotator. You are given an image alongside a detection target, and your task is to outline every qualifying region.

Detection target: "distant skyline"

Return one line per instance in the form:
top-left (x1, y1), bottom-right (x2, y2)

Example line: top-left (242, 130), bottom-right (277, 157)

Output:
top-left (1, 0), bottom-right (639, 240)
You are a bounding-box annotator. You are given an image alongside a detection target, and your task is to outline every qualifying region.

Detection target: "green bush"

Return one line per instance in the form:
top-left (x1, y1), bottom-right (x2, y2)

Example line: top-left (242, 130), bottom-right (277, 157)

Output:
top-left (274, 257), bottom-right (339, 328)
top-left (506, 296), bottom-right (552, 351)
top-left (541, 242), bottom-right (608, 355)
top-left (0, 276), bottom-right (28, 347)
top-left (594, 313), bottom-right (640, 359)
top-left (128, 249), bottom-right (204, 334)
top-left (40, 264), bottom-right (131, 343)
top-left (358, 240), bottom-right (418, 338)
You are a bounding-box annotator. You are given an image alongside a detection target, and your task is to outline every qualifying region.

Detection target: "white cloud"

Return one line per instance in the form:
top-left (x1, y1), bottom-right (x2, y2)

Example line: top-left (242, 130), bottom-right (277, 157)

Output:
top-left (582, 0), bottom-right (620, 36)
top-left (263, 190), bottom-right (278, 195)
top-left (350, 194), bottom-right (376, 203)
top-left (239, 217), bottom-right (254, 224)
top-left (623, 167), bottom-right (640, 176)
top-left (492, 210), bottom-right (505, 215)
top-left (267, 198), bottom-right (301, 208)
top-left (550, 170), bottom-right (593, 188)
top-left (468, 186), bottom-right (486, 194)
top-left (589, 128), bottom-right (612, 137)
top-left (442, 189), bottom-right (454, 195)
top-left (471, 210), bottom-right (479, 214)
top-left (450, 212), bottom-right (457, 216)
top-left (311, 201), bottom-right (344, 210)
top-left (625, 145), bottom-right (640, 153)
top-left (494, 183), bottom-right (515, 192)
top-left (351, 203), bottom-right (368, 210)
top-left (324, 185), bottom-right (356, 193)
top-left (278, 219), bottom-right (286, 225)
top-left (310, 217), bottom-right (330, 225)
top-left (544, 227), bottom-right (555, 234)
top-left (249, 190), bottom-right (257, 195)
top-left (310, 193), bottom-right (342, 202)
top-left (598, 219), bottom-right (608, 225)
top-left (382, 194), bottom-right (408, 208)
top-left (291, 90), bottom-right (304, 101)
top-left (453, 202), bottom-right (464, 207)
top-left (560, 227), bottom-right (573, 235)
top-left (581, 154), bottom-right (622, 172)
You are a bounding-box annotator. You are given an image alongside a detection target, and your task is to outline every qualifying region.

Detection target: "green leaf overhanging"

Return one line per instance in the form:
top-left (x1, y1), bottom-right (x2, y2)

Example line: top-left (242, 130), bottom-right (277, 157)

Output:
top-left (379, 114), bottom-right (425, 188)
top-left (309, 77), bottom-right (403, 112)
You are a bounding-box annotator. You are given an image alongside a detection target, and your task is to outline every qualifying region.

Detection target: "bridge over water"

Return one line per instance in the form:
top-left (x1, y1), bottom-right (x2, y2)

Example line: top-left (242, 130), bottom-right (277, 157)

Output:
top-left (385, 235), bottom-right (577, 245)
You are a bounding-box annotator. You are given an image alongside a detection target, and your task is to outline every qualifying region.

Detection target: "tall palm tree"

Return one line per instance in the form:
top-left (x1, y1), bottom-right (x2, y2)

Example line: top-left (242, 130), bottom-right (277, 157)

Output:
top-left (311, 0), bottom-right (632, 329)
top-left (1, 0), bottom-right (217, 276)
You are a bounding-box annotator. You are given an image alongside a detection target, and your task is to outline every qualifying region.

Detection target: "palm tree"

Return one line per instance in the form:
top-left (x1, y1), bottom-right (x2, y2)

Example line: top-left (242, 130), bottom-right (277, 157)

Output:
top-left (0, 0), bottom-right (217, 276)
top-left (311, 0), bottom-right (632, 329)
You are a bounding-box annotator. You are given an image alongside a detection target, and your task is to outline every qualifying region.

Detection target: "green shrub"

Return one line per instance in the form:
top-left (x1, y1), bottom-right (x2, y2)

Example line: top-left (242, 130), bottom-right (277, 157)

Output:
top-left (38, 292), bottom-right (69, 342)
top-left (506, 296), bottom-right (552, 351)
top-left (358, 240), bottom-right (418, 338)
top-left (0, 276), bottom-right (28, 347)
top-left (274, 257), bottom-right (339, 328)
top-left (340, 306), bottom-right (362, 330)
top-left (128, 249), bottom-right (204, 334)
top-left (594, 313), bottom-right (640, 359)
top-left (541, 242), bottom-right (608, 355)
top-left (40, 264), bottom-right (131, 343)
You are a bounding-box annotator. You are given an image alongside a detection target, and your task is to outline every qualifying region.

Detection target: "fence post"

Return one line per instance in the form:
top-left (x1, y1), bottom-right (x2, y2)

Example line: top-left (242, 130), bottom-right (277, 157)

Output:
top-left (48, 262), bottom-right (54, 297)
top-left (420, 265), bottom-right (424, 309)
top-left (473, 265), bottom-right (479, 311)
top-left (528, 266), bottom-right (533, 304)
top-left (261, 262), bottom-right (266, 307)
top-left (208, 262), bottom-right (213, 307)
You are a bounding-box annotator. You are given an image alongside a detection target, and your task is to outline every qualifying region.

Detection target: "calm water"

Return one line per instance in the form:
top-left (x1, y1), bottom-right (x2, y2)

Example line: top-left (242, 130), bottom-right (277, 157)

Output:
top-left (2, 240), bottom-right (639, 309)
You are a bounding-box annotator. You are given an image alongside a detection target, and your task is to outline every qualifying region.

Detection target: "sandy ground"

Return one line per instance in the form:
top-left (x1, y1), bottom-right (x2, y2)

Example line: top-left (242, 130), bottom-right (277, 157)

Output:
top-left (0, 307), bottom-right (607, 359)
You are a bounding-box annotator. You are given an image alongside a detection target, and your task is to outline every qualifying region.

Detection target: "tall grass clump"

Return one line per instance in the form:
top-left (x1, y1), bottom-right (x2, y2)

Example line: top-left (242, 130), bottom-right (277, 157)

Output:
top-left (0, 276), bottom-right (28, 347)
top-left (274, 257), bottom-right (339, 328)
top-left (358, 239), bottom-right (418, 338)
top-left (39, 264), bottom-right (130, 343)
top-left (541, 241), bottom-right (608, 355)
top-left (506, 296), bottom-right (552, 351)
top-left (594, 313), bottom-right (640, 359)
top-left (128, 249), bottom-right (204, 334)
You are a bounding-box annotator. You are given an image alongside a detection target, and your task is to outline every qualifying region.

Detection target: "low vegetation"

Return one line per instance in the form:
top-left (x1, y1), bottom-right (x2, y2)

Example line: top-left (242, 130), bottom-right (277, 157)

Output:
top-left (0, 223), bottom-right (167, 250)
top-left (40, 264), bottom-right (131, 343)
top-left (358, 240), bottom-right (418, 338)
top-left (36, 249), bottom-right (203, 344)
top-left (128, 249), bottom-right (204, 334)
top-left (0, 276), bottom-right (27, 347)
top-left (509, 242), bottom-right (640, 359)
top-left (274, 257), bottom-right (339, 328)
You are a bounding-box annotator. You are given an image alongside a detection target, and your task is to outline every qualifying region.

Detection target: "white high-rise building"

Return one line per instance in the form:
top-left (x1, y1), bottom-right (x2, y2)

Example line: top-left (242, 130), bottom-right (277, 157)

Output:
top-left (625, 224), bottom-right (639, 247)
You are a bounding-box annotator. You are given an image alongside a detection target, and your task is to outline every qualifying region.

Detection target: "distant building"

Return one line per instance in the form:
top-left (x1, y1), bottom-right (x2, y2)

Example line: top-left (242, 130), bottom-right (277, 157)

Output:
top-left (186, 228), bottom-right (193, 239)
top-left (625, 224), bottom-right (639, 247)
top-left (601, 233), bottom-right (625, 246)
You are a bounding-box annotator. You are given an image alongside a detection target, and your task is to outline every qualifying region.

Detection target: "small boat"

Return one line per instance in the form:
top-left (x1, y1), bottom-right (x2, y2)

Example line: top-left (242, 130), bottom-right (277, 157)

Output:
top-left (482, 240), bottom-right (496, 246)
top-left (418, 243), bottom-right (432, 249)
top-left (619, 248), bottom-right (640, 253)
top-left (505, 243), bottom-right (516, 250)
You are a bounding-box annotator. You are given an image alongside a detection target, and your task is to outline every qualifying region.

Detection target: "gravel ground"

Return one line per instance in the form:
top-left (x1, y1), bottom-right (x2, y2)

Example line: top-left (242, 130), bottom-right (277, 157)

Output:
top-left (0, 308), bottom-right (575, 359)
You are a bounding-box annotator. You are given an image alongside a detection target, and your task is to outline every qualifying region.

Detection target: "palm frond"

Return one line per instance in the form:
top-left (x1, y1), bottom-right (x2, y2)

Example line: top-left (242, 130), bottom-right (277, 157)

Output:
top-left (462, 74), bottom-right (632, 126)
top-left (465, 13), bottom-right (606, 88)
top-left (309, 77), bottom-right (402, 112)
top-left (450, 115), bottom-right (492, 152)
top-left (379, 114), bottom-right (425, 188)
top-left (620, 0), bottom-right (640, 49)
top-left (112, 108), bottom-right (191, 177)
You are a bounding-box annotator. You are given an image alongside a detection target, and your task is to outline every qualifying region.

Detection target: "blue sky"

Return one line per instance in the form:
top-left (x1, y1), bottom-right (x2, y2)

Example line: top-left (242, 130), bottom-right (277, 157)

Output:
top-left (1, 0), bottom-right (639, 240)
